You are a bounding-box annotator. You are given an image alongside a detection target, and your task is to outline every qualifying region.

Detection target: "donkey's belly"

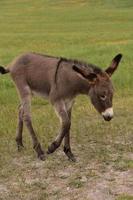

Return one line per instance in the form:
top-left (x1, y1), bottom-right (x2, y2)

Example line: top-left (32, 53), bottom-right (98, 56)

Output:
top-left (32, 89), bottom-right (49, 99)
top-left (28, 75), bottom-right (51, 97)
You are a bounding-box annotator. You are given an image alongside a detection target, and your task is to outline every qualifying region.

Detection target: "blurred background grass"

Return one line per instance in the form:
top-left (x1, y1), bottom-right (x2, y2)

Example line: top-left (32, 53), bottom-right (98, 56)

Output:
top-left (0, 0), bottom-right (133, 92)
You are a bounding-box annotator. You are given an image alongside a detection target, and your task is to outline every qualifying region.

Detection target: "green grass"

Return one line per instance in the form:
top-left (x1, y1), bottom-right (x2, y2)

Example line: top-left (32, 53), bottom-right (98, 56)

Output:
top-left (0, 1), bottom-right (133, 200)
top-left (116, 195), bottom-right (133, 200)
top-left (0, 0), bottom-right (133, 90)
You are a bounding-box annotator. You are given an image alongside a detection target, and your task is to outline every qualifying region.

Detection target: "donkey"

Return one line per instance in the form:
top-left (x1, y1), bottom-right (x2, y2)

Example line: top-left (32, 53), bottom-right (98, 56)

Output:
top-left (0, 52), bottom-right (122, 161)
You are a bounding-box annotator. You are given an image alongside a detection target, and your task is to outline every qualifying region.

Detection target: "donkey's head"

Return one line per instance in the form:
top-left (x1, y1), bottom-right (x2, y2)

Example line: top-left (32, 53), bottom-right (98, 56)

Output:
top-left (73, 54), bottom-right (122, 121)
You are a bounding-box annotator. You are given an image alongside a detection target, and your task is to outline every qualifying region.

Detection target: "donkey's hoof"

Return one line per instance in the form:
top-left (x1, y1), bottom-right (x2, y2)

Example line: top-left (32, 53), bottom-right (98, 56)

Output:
top-left (69, 155), bottom-right (76, 162)
top-left (67, 153), bottom-right (76, 162)
top-left (17, 145), bottom-right (24, 152)
top-left (63, 147), bottom-right (76, 162)
top-left (47, 141), bottom-right (59, 154)
top-left (16, 139), bottom-right (24, 152)
top-left (38, 153), bottom-right (46, 161)
top-left (17, 143), bottom-right (24, 152)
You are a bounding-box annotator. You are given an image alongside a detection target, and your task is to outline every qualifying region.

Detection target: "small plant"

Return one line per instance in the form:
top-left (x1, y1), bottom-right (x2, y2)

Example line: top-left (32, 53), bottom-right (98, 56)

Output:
top-left (68, 176), bottom-right (85, 189)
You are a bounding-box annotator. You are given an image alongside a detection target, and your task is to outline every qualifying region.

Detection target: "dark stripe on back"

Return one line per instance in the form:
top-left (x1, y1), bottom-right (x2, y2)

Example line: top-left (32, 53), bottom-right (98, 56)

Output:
top-left (54, 58), bottom-right (64, 85)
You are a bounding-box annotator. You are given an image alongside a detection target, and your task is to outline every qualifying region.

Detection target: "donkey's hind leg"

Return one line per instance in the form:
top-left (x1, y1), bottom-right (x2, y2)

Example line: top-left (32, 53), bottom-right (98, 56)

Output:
top-left (22, 95), bottom-right (45, 160)
top-left (16, 83), bottom-right (45, 160)
top-left (16, 104), bottom-right (24, 151)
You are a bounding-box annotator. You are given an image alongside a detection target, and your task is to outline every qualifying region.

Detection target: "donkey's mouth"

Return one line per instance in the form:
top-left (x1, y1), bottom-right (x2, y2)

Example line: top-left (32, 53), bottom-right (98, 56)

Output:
top-left (103, 115), bottom-right (113, 121)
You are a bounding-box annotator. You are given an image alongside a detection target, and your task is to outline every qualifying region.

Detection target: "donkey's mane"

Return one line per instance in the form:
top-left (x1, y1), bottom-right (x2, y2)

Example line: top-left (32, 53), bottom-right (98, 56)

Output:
top-left (34, 53), bottom-right (102, 74)
top-left (60, 57), bottom-right (102, 74)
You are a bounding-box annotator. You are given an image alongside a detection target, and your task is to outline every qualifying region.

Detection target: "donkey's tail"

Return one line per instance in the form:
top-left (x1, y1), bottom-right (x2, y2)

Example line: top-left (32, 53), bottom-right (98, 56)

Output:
top-left (0, 66), bottom-right (9, 74)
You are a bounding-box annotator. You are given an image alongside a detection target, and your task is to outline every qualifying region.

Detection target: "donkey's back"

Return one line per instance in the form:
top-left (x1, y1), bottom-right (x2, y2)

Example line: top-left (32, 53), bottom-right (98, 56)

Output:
top-left (9, 52), bottom-right (88, 101)
top-left (9, 53), bottom-right (61, 98)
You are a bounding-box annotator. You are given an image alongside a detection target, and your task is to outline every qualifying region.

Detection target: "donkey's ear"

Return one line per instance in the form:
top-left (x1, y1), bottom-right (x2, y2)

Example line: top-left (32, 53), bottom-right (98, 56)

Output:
top-left (73, 65), bottom-right (97, 83)
top-left (73, 65), bottom-right (87, 78)
top-left (105, 54), bottom-right (122, 76)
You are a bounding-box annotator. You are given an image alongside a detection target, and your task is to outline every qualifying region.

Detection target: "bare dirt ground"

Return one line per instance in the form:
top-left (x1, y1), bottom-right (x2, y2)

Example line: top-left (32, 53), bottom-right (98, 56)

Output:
top-left (0, 142), bottom-right (132, 200)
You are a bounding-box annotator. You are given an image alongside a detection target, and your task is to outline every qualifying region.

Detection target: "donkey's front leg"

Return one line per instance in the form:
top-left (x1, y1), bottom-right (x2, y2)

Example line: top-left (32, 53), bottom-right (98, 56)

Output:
top-left (47, 101), bottom-right (71, 154)
top-left (63, 133), bottom-right (76, 162)
top-left (63, 132), bottom-right (76, 162)
top-left (63, 109), bottom-right (76, 162)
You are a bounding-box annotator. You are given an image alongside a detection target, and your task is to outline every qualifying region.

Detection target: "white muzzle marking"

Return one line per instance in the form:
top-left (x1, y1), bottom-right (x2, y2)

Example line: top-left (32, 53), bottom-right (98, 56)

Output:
top-left (102, 107), bottom-right (114, 118)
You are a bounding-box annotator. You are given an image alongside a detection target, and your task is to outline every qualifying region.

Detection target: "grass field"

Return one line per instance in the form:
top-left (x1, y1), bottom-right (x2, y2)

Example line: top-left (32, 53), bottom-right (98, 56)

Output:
top-left (0, 0), bottom-right (133, 200)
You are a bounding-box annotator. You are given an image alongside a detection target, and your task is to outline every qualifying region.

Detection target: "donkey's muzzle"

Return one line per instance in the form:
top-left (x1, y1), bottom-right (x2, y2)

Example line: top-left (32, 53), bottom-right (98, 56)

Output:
top-left (102, 107), bottom-right (114, 121)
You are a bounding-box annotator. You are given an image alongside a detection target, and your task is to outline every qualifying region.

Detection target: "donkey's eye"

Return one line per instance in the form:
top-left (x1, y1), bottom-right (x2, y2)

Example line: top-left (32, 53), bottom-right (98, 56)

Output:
top-left (100, 95), bottom-right (106, 101)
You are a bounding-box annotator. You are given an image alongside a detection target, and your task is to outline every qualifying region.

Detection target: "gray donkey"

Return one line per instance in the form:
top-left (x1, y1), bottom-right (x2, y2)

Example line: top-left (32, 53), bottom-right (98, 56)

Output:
top-left (0, 53), bottom-right (122, 161)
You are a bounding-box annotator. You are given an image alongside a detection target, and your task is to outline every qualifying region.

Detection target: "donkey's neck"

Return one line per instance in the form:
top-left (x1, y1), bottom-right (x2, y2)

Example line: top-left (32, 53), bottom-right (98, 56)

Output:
top-left (52, 66), bottom-right (92, 101)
